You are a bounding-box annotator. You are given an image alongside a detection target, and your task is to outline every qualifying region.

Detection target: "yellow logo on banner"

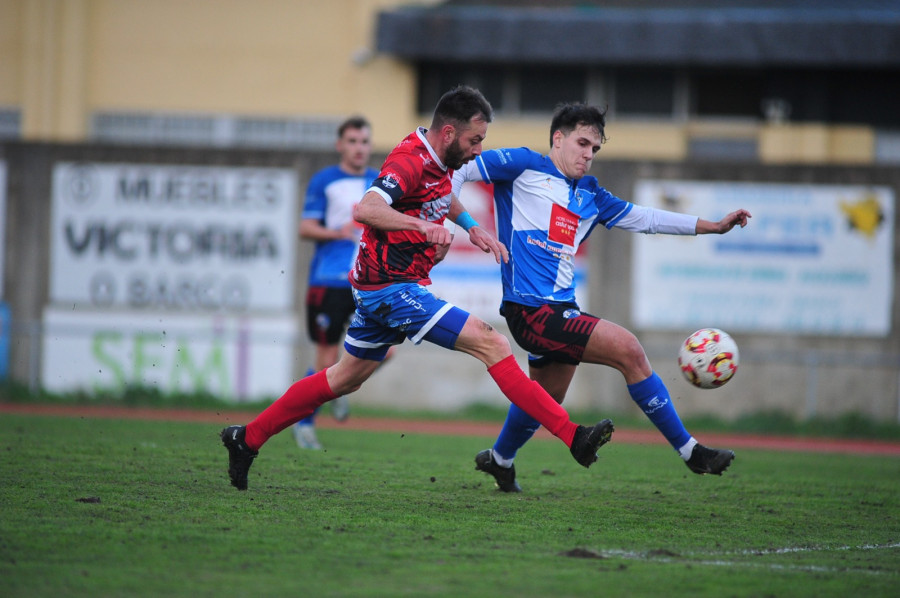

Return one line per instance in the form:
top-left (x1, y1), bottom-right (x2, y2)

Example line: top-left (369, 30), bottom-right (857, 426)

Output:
top-left (840, 195), bottom-right (884, 239)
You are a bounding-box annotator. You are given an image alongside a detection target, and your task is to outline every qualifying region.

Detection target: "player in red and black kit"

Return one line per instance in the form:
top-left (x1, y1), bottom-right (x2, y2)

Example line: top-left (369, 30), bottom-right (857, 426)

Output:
top-left (220, 86), bottom-right (615, 491)
top-left (350, 128), bottom-right (453, 289)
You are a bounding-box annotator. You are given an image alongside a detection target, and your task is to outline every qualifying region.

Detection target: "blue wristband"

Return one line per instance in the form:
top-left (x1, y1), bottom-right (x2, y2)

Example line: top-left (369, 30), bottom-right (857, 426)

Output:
top-left (456, 211), bottom-right (479, 232)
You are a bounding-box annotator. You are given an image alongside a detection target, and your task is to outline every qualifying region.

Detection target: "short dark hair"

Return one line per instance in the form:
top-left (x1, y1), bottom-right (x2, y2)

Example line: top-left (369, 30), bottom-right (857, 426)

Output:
top-left (338, 116), bottom-right (370, 138)
top-left (431, 86), bottom-right (493, 131)
top-left (549, 103), bottom-right (607, 149)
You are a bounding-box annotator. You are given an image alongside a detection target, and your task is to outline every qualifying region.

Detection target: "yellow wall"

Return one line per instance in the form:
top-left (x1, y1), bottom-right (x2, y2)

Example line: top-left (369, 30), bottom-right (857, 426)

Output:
top-left (2, 0), bottom-right (439, 148)
top-left (0, 0), bottom-right (878, 162)
top-left (760, 124), bottom-right (875, 164)
top-left (0, 0), bottom-right (24, 106)
top-left (599, 122), bottom-right (687, 161)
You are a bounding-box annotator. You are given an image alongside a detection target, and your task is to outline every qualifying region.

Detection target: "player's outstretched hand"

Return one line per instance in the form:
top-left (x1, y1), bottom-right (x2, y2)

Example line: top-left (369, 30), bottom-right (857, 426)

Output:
top-left (697, 209), bottom-right (752, 235)
top-left (468, 226), bottom-right (509, 264)
top-left (718, 209), bottom-right (752, 233)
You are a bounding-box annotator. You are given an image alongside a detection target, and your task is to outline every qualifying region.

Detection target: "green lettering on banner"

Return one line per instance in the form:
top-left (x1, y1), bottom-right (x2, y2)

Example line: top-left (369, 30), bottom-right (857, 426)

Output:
top-left (92, 331), bottom-right (127, 387)
top-left (133, 332), bottom-right (165, 380)
top-left (170, 337), bottom-right (230, 395)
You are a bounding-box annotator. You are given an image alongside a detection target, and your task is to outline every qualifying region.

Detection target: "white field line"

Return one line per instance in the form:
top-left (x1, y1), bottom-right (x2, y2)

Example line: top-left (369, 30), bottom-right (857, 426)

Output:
top-left (597, 542), bottom-right (900, 576)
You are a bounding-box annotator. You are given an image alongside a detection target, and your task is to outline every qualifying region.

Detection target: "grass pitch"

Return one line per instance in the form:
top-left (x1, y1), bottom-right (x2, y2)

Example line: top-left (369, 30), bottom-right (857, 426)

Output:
top-left (1, 413), bottom-right (898, 597)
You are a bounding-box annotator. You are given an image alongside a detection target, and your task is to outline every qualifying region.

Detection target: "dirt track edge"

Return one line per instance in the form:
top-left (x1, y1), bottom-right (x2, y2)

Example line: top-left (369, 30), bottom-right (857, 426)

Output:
top-left (3, 402), bottom-right (899, 456)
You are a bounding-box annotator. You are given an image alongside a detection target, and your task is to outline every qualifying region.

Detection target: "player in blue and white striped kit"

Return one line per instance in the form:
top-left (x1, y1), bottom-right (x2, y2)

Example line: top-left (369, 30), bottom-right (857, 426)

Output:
top-left (452, 103), bottom-right (751, 491)
top-left (293, 116), bottom-right (381, 449)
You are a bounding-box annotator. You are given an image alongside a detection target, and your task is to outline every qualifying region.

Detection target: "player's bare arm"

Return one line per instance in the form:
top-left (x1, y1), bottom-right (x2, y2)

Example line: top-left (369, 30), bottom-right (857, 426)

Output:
top-left (447, 194), bottom-right (509, 264)
top-left (696, 209), bottom-right (752, 234)
top-left (299, 218), bottom-right (356, 241)
top-left (447, 194), bottom-right (465, 222)
top-left (354, 192), bottom-right (452, 245)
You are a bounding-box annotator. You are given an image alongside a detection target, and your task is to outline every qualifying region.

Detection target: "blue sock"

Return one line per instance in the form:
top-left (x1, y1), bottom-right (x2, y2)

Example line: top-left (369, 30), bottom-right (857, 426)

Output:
top-left (493, 404), bottom-right (541, 461)
top-left (297, 367), bottom-right (319, 426)
top-left (628, 372), bottom-right (691, 451)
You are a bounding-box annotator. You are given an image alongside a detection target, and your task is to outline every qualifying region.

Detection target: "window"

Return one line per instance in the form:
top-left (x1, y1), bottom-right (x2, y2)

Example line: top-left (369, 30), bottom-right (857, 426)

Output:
top-left (416, 64), bottom-right (586, 116)
top-left (416, 64), bottom-right (507, 114)
top-left (828, 70), bottom-right (900, 128)
top-left (692, 70), bottom-right (765, 119)
top-left (519, 66), bottom-right (587, 113)
top-left (412, 63), bottom-right (900, 127)
top-left (0, 108), bottom-right (21, 139)
top-left (615, 69), bottom-right (675, 116)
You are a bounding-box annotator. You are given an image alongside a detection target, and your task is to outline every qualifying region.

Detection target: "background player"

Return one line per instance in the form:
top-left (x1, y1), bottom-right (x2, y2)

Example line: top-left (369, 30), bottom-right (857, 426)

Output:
top-left (293, 116), bottom-right (387, 449)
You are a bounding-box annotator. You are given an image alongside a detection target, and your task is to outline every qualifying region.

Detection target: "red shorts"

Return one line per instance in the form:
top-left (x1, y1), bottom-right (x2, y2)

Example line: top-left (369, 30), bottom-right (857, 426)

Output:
top-left (502, 301), bottom-right (600, 368)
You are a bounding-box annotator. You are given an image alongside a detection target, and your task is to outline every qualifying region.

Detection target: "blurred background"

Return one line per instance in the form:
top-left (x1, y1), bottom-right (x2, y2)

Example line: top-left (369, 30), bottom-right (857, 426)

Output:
top-left (0, 0), bottom-right (898, 424)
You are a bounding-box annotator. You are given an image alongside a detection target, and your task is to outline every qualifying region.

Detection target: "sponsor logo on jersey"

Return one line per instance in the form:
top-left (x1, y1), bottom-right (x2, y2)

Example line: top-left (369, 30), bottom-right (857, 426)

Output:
top-left (421, 194), bottom-right (451, 222)
top-left (382, 173), bottom-right (400, 189)
top-left (573, 188), bottom-right (596, 207)
top-left (548, 203), bottom-right (578, 246)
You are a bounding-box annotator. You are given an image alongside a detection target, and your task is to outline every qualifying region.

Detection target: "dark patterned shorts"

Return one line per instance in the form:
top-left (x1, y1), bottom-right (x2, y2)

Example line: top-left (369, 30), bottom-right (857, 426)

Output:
top-left (502, 301), bottom-right (600, 368)
top-left (306, 286), bottom-right (357, 345)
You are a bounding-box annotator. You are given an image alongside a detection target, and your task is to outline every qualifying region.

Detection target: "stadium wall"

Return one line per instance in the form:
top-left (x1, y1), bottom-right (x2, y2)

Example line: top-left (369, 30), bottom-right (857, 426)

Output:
top-left (1, 142), bottom-right (898, 422)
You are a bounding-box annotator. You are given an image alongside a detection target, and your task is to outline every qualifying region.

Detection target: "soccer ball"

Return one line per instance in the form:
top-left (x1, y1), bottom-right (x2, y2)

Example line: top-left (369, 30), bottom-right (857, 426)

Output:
top-left (677, 328), bottom-right (739, 389)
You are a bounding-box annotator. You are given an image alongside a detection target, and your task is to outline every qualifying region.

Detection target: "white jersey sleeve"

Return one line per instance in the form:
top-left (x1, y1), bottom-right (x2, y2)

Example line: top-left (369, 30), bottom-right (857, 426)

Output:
top-left (613, 203), bottom-right (699, 235)
top-left (451, 161), bottom-right (483, 199)
top-left (448, 160), bottom-right (488, 235)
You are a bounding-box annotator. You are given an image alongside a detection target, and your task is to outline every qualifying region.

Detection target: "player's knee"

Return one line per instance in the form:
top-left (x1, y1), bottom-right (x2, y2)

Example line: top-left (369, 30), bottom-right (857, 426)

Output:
top-left (326, 361), bottom-right (372, 395)
top-left (620, 336), bottom-right (651, 374)
top-left (457, 318), bottom-right (513, 364)
top-left (474, 328), bottom-right (512, 364)
top-left (341, 382), bottom-right (364, 394)
top-left (329, 376), bottom-right (360, 395)
top-left (486, 327), bottom-right (512, 355)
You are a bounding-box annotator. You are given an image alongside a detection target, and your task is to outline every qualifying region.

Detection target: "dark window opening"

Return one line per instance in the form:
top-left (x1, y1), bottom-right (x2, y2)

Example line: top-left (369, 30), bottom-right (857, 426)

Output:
top-left (616, 69), bottom-right (675, 116)
top-left (693, 70), bottom-right (765, 119)
top-left (415, 63), bottom-right (900, 127)
top-left (416, 63), bottom-right (506, 114)
top-left (520, 67), bottom-right (587, 113)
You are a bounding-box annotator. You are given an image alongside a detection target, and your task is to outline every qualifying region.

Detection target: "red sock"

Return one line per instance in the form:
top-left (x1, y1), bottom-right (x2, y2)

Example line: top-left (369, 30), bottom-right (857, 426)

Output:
top-left (244, 369), bottom-right (338, 450)
top-left (487, 355), bottom-right (578, 447)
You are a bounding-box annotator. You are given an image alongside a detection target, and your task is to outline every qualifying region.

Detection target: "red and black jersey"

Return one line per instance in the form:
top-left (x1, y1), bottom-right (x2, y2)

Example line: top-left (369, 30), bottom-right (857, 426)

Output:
top-left (350, 128), bottom-right (453, 290)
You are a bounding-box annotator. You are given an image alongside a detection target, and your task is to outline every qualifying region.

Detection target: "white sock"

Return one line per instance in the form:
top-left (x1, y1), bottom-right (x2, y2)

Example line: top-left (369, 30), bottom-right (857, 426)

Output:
top-left (491, 449), bottom-right (514, 469)
top-left (678, 437), bottom-right (698, 461)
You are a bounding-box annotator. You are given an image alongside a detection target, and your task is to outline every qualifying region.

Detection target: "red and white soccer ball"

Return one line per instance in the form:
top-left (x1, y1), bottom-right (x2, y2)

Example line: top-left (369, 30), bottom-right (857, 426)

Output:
top-left (678, 328), bottom-right (739, 389)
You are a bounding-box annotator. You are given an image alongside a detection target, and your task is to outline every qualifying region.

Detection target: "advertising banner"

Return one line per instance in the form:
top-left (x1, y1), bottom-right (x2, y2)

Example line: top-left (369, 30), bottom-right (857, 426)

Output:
top-left (632, 180), bottom-right (894, 336)
top-left (0, 160), bottom-right (5, 299)
top-left (0, 302), bottom-right (8, 379)
top-left (41, 308), bottom-right (298, 400)
top-left (50, 162), bottom-right (298, 312)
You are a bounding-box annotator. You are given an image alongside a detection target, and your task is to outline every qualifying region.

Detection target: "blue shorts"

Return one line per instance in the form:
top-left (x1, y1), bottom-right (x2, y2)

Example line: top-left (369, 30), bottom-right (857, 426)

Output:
top-left (344, 283), bottom-right (470, 361)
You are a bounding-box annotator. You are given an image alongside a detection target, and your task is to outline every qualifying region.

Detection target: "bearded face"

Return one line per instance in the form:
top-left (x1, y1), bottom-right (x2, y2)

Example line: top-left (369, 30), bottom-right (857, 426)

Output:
top-left (444, 136), bottom-right (467, 170)
top-left (442, 117), bottom-right (487, 170)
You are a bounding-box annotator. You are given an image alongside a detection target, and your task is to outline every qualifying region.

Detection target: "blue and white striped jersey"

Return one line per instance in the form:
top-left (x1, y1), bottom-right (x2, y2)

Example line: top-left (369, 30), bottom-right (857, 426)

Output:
top-left (303, 165), bottom-right (378, 287)
top-left (453, 147), bottom-right (697, 307)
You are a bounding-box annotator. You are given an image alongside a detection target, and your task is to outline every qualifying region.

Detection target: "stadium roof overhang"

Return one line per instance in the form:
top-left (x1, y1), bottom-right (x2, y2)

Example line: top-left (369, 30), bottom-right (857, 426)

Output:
top-left (375, 2), bottom-right (900, 67)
